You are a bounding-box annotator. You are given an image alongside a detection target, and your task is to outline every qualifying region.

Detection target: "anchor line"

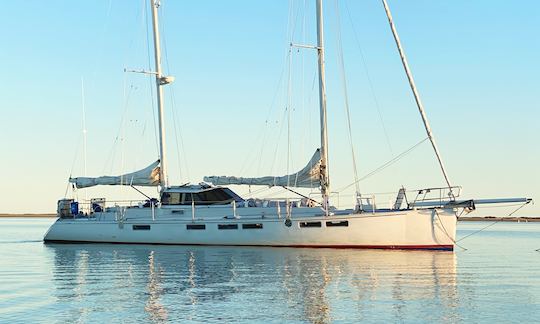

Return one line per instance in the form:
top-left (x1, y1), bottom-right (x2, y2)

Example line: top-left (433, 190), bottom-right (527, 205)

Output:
top-left (456, 201), bottom-right (532, 243)
top-left (434, 209), bottom-right (467, 251)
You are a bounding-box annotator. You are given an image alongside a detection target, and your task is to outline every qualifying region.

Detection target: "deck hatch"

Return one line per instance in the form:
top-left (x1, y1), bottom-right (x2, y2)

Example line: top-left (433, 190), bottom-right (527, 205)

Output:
top-left (186, 224), bottom-right (206, 230)
top-left (326, 220), bottom-right (349, 227)
top-left (299, 221), bottom-right (322, 228)
top-left (132, 225), bottom-right (151, 230)
top-left (242, 223), bottom-right (263, 229)
top-left (218, 224), bottom-right (238, 230)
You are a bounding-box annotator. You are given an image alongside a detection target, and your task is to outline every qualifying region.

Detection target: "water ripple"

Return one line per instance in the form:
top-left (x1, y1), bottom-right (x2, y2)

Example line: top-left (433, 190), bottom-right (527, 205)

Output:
top-left (0, 219), bottom-right (539, 323)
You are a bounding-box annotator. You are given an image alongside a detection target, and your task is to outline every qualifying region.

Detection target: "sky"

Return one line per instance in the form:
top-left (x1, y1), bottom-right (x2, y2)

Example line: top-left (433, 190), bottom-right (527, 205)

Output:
top-left (0, 0), bottom-right (538, 216)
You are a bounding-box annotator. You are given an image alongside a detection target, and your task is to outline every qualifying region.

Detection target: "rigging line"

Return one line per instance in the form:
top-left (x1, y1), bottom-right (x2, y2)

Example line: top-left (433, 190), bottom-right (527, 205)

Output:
top-left (119, 76), bottom-right (129, 187)
top-left (344, 0), bottom-right (393, 155)
top-left (102, 83), bottom-right (136, 174)
top-left (298, 0), bottom-right (307, 184)
top-left (90, 0), bottom-right (114, 89)
top-left (64, 182), bottom-right (73, 201)
top-left (285, 0), bottom-right (297, 185)
top-left (234, 1), bottom-right (299, 177)
top-left (307, 70), bottom-right (317, 147)
top-left (456, 201), bottom-right (531, 243)
top-left (334, 0), bottom-right (360, 196)
top-left (264, 188), bottom-right (294, 199)
top-left (238, 185), bottom-right (291, 199)
top-left (337, 137), bottom-right (429, 193)
top-left (170, 89), bottom-right (190, 181)
top-left (287, 42), bottom-right (293, 186)
top-left (250, 57), bottom-right (287, 176)
top-left (237, 30), bottom-right (290, 177)
top-left (118, 0), bottom-right (150, 175)
top-left (159, 4), bottom-right (187, 182)
top-left (286, 1), bottom-right (307, 184)
top-left (65, 134), bottom-right (83, 197)
top-left (269, 105), bottom-right (290, 175)
top-left (381, 0), bottom-right (453, 196)
top-left (243, 187), bottom-right (271, 199)
top-left (81, 77), bottom-right (88, 205)
top-left (282, 186), bottom-right (322, 206)
top-left (287, 1), bottom-right (307, 176)
top-left (243, 186), bottom-right (271, 197)
top-left (237, 119), bottom-right (268, 176)
top-left (288, 0), bottom-right (305, 45)
top-left (159, 1), bottom-right (169, 76)
top-left (144, 0), bottom-right (160, 157)
top-left (97, 3), bottom-right (139, 175)
top-left (101, 1), bottom-right (147, 175)
top-left (287, 0), bottom-right (293, 42)
top-left (268, 44), bottom-right (295, 175)
top-left (101, 137), bottom-right (119, 174)
top-left (132, 120), bottom-right (150, 173)
top-left (434, 210), bottom-right (468, 251)
top-left (130, 185), bottom-right (152, 200)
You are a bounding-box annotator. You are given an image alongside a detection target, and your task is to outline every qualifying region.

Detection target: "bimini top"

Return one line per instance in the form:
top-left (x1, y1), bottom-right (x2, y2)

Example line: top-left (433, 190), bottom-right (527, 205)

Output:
top-left (161, 184), bottom-right (243, 206)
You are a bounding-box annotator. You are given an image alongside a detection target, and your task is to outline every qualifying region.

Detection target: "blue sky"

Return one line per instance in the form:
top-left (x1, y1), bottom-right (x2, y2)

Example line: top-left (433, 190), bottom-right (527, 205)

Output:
top-left (0, 0), bottom-right (538, 216)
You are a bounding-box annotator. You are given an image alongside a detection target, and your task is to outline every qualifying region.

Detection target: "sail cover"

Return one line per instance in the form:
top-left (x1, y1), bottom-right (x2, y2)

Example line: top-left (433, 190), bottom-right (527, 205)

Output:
top-left (204, 149), bottom-right (322, 188)
top-left (69, 160), bottom-right (160, 189)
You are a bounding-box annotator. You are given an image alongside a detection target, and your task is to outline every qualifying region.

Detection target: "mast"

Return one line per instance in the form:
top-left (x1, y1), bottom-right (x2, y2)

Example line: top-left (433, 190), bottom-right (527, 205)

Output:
top-left (316, 0), bottom-right (330, 209)
top-left (150, 0), bottom-right (169, 188)
top-left (381, 0), bottom-right (454, 197)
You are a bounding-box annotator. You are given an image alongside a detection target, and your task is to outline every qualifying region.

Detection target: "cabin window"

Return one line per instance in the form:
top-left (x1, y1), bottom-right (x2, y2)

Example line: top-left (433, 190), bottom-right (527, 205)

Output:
top-left (242, 223), bottom-right (263, 229)
top-left (161, 188), bottom-right (243, 206)
top-left (326, 220), bottom-right (349, 227)
top-left (218, 224), bottom-right (238, 230)
top-left (161, 192), bottom-right (181, 205)
top-left (132, 225), bottom-right (151, 230)
top-left (186, 224), bottom-right (205, 230)
top-left (194, 189), bottom-right (234, 204)
top-left (299, 221), bottom-right (321, 228)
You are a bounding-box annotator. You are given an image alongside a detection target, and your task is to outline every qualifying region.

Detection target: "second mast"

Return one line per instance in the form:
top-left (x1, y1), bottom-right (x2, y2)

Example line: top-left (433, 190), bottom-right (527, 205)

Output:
top-left (150, 0), bottom-right (173, 188)
top-left (316, 0), bottom-right (330, 207)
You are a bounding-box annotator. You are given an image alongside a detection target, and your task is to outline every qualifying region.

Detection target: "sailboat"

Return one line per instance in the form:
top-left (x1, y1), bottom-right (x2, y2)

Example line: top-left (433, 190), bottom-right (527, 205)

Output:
top-left (44, 0), bottom-right (531, 250)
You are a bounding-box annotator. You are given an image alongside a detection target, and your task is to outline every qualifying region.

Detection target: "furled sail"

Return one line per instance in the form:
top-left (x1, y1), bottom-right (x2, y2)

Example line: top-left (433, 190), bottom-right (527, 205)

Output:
top-left (204, 149), bottom-right (322, 188)
top-left (69, 160), bottom-right (160, 189)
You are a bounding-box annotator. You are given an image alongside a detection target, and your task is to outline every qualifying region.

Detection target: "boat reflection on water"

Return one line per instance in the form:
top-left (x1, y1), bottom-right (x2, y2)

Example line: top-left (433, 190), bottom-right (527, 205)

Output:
top-left (46, 244), bottom-right (457, 322)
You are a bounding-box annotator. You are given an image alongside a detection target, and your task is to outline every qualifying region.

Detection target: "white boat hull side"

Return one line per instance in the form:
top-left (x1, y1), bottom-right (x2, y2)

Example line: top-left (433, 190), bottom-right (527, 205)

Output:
top-left (44, 209), bottom-right (456, 250)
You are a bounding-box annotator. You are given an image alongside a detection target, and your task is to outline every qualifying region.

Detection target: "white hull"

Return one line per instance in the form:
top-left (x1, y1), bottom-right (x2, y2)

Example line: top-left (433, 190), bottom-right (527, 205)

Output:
top-left (44, 207), bottom-right (456, 250)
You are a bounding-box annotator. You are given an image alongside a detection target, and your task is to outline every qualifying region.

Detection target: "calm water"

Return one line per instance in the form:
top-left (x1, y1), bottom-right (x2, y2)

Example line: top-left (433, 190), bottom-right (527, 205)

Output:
top-left (0, 218), bottom-right (539, 323)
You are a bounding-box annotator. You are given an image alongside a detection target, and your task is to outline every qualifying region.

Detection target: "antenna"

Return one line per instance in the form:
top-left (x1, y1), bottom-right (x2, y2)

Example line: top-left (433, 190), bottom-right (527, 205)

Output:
top-left (81, 77), bottom-right (88, 209)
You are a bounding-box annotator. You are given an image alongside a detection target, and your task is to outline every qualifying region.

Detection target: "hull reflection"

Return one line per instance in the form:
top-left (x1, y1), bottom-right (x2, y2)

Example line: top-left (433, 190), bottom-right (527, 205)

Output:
top-left (46, 244), bottom-right (457, 323)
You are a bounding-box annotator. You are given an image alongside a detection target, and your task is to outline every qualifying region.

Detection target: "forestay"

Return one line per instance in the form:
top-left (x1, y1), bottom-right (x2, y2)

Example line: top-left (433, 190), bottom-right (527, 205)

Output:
top-left (204, 149), bottom-right (322, 188)
top-left (69, 160), bottom-right (160, 188)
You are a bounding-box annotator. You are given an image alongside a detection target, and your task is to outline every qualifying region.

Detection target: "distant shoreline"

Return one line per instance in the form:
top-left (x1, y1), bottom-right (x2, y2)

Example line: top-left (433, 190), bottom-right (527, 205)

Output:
top-left (0, 214), bottom-right (56, 218)
top-left (0, 214), bottom-right (538, 222)
top-left (459, 216), bottom-right (540, 222)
